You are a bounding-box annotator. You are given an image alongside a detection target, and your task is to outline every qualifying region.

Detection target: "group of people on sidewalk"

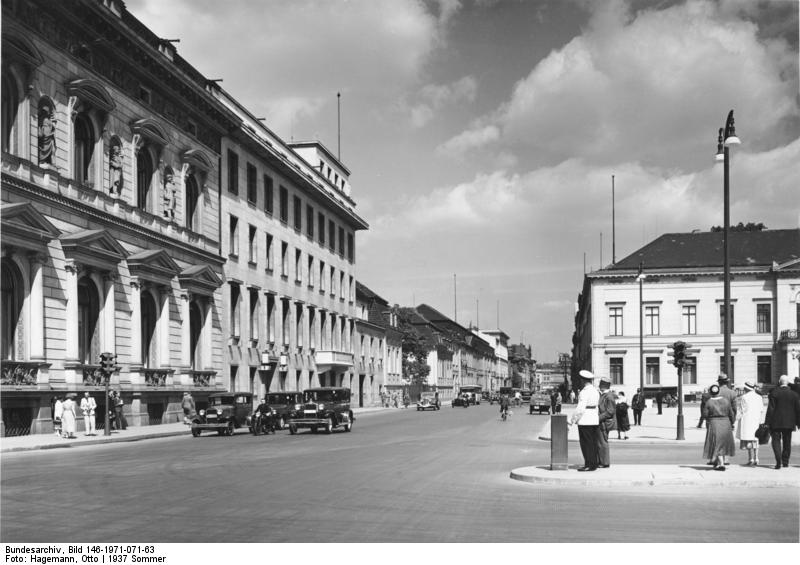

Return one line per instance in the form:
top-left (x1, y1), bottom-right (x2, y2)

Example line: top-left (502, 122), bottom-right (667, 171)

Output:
top-left (568, 369), bottom-right (800, 472)
top-left (50, 390), bottom-right (127, 438)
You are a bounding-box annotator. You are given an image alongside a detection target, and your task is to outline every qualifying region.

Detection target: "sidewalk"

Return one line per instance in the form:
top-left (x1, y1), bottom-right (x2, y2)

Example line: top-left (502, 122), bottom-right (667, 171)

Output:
top-left (0, 405), bottom-right (391, 454)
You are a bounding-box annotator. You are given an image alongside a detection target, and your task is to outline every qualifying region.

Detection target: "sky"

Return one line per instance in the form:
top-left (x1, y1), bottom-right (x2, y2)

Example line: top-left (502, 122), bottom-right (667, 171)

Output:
top-left (126, 0), bottom-right (800, 363)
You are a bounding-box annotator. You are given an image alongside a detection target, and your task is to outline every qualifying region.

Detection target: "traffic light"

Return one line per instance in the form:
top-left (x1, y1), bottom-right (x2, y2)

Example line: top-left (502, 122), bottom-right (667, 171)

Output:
top-left (99, 352), bottom-right (116, 376)
top-left (669, 341), bottom-right (689, 368)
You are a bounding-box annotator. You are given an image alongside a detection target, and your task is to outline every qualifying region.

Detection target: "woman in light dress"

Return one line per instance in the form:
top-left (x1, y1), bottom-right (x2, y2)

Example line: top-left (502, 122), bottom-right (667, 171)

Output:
top-left (61, 394), bottom-right (77, 439)
top-left (735, 380), bottom-right (764, 466)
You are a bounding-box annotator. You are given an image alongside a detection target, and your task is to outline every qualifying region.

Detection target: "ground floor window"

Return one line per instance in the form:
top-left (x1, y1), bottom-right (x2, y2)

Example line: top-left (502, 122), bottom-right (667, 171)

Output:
top-left (719, 356), bottom-right (734, 381)
top-left (609, 357), bottom-right (623, 385)
top-left (682, 357), bottom-right (697, 384)
top-left (757, 355), bottom-right (772, 384)
top-left (645, 357), bottom-right (659, 385)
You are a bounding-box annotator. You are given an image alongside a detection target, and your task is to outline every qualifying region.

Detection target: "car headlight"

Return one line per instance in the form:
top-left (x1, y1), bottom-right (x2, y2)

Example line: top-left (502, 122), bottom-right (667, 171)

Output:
top-left (199, 409), bottom-right (205, 416)
top-left (294, 404), bottom-right (302, 410)
top-left (318, 403), bottom-right (324, 410)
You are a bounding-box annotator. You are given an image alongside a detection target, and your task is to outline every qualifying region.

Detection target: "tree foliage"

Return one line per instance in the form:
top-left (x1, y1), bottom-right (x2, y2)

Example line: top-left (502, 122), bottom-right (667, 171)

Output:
top-left (710, 222), bottom-right (766, 232)
top-left (397, 310), bottom-right (432, 385)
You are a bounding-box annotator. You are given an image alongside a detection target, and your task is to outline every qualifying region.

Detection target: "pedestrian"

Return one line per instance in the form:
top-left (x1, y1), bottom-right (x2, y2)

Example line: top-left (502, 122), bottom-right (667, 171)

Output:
top-left (697, 388), bottom-right (710, 428)
top-left (656, 389), bottom-right (663, 415)
top-left (765, 375), bottom-right (800, 470)
top-left (61, 393), bottom-right (77, 439)
top-left (110, 390), bottom-right (128, 430)
top-left (716, 373), bottom-right (737, 465)
top-left (554, 391), bottom-right (562, 414)
top-left (791, 377), bottom-right (800, 397)
top-left (568, 370), bottom-right (600, 472)
top-left (597, 377), bottom-right (616, 468)
top-left (735, 380), bottom-right (764, 466)
top-left (80, 392), bottom-right (97, 436)
top-left (631, 388), bottom-right (645, 425)
top-left (615, 391), bottom-right (630, 440)
top-left (702, 384), bottom-right (736, 471)
top-left (53, 395), bottom-right (64, 437)
top-left (514, 390), bottom-right (522, 407)
top-left (181, 391), bottom-right (196, 424)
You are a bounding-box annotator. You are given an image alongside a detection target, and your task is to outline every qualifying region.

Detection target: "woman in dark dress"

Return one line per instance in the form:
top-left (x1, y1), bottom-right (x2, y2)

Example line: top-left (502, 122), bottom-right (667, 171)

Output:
top-left (615, 391), bottom-right (630, 439)
top-left (702, 384), bottom-right (736, 470)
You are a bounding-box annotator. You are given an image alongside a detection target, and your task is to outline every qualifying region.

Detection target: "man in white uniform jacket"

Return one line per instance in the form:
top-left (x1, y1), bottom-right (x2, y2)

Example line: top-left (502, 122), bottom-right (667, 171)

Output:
top-left (569, 369), bottom-right (600, 471)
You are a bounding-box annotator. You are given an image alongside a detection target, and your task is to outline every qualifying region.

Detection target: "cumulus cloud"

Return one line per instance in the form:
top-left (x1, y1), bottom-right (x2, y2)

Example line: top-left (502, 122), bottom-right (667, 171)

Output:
top-left (437, 124), bottom-right (500, 157)
top-left (410, 76), bottom-right (477, 127)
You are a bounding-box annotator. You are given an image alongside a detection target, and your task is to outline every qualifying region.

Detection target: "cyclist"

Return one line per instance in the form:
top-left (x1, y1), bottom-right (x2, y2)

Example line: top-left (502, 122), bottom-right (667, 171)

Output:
top-left (500, 394), bottom-right (510, 420)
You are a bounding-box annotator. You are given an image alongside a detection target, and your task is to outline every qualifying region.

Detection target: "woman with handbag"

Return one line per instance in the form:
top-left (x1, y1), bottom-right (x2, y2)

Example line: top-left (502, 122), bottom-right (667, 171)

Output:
top-left (702, 384), bottom-right (736, 470)
top-left (736, 381), bottom-right (764, 466)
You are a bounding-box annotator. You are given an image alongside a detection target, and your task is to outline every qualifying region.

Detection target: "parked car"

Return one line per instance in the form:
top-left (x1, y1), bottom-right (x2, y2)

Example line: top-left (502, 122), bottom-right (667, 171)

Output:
top-left (529, 392), bottom-right (551, 414)
top-left (452, 392), bottom-right (470, 407)
top-left (288, 387), bottom-right (354, 434)
top-left (416, 392), bottom-right (441, 411)
top-left (263, 391), bottom-right (303, 430)
top-left (489, 392), bottom-right (501, 404)
top-left (520, 389), bottom-right (532, 403)
top-left (459, 385), bottom-right (482, 405)
top-left (192, 392), bottom-right (254, 437)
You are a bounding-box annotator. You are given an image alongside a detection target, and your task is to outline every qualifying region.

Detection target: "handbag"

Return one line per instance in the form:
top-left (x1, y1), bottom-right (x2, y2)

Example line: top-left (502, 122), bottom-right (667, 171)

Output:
top-left (755, 423), bottom-right (770, 445)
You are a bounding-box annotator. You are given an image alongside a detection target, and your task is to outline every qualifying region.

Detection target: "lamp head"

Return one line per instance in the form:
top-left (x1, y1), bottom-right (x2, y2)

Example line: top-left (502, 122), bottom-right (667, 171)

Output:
top-left (724, 109), bottom-right (740, 147)
top-left (715, 127), bottom-right (725, 162)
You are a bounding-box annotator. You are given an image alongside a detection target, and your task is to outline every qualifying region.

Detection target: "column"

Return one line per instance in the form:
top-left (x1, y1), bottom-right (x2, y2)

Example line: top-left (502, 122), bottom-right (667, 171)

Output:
top-left (129, 280), bottom-right (142, 366)
top-left (64, 260), bottom-right (80, 362)
top-left (28, 253), bottom-right (45, 361)
top-left (202, 296), bottom-right (213, 371)
top-left (102, 273), bottom-right (116, 354)
top-left (157, 285), bottom-right (170, 368)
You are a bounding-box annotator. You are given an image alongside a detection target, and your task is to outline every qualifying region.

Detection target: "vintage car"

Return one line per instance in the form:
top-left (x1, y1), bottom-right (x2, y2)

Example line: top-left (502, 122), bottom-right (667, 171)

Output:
top-left (416, 392), bottom-right (441, 411)
top-left (460, 386), bottom-right (482, 405)
top-left (191, 392), bottom-right (254, 436)
top-left (288, 387), bottom-right (354, 434)
top-left (529, 392), bottom-right (551, 414)
top-left (488, 392), bottom-right (501, 404)
top-left (521, 389), bottom-right (532, 403)
top-left (451, 392), bottom-right (471, 407)
top-left (263, 391), bottom-right (304, 430)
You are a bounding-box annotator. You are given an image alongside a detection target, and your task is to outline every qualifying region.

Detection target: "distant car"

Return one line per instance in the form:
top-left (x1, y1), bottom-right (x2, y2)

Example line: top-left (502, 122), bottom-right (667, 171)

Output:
top-left (489, 392), bottom-right (501, 404)
top-left (192, 392), bottom-right (254, 436)
top-left (481, 391), bottom-right (491, 401)
top-left (263, 391), bottom-right (303, 430)
top-left (452, 393), bottom-right (471, 407)
top-left (529, 392), bottom-right (551, 414)
top-left (416, 392), bottom-right (441, 411)
top-left (288, 387), bottom-right (354, 434)
top-left (521, 389), bottom-right (532, 403)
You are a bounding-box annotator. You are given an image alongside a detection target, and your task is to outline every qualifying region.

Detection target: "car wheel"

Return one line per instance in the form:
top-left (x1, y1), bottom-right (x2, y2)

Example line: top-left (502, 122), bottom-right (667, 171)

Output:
top-left (311, 426), bottom-right (318, 434)
top-left (217, 429), bottom-right (224, 436)
top-left (226, 422), bottom-right (235, 436)
top-left (278, 416), bottom-right (285, 430)
top-left (191, 428), bottom-right (201, 437)
top-left (289, 424), bottom-right (297, 435)
top-left (344, 421), bottom-right (352, 432)
top-left (324, 417), bottom-right (333, 434)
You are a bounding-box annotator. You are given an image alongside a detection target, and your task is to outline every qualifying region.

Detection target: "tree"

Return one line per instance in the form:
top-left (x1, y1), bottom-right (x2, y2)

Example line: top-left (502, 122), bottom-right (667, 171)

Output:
top-left (710, 222), bottom-right (766, 232)
top-left (397, 309), bottom-right (432, 385)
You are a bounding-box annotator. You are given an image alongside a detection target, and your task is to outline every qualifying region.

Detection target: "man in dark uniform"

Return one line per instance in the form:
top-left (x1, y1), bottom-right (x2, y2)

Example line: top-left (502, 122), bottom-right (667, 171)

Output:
top-left (631, 388), bottom-right (645, 425)
top-left (656, 389), bottom-right (664, 415)
top-left (597, 377), bottom-right (617, 468)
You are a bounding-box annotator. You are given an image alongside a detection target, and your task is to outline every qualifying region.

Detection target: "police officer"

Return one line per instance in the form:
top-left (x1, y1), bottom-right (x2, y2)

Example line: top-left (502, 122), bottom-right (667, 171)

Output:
top-left (568, 370), bottom-right (600, 472)
top-left (597, 377), bottom-right (617, 468)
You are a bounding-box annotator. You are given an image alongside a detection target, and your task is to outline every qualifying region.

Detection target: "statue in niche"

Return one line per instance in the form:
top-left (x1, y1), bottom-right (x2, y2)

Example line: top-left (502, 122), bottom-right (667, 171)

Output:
top-left (109, 140), bottom-right (124, 196)
top-left (37, 100), bottom-right (57, 166)
top-left (162, 167), bottom-right (176, 220)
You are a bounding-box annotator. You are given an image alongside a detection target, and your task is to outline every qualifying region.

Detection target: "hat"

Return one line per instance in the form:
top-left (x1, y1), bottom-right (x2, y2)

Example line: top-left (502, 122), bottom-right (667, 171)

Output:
top-left (599, 376), bottom-right (612, 386)
top-left (717, 373), bottom-right (729, 382)
top-left (743, 381), bottom-right (756, 391)
top-left (578, 370), bottom-right (595, 380)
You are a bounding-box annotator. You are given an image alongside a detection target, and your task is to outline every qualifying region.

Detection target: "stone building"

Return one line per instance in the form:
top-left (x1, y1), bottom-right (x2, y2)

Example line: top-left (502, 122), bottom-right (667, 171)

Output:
top-left (1, 0), bottom-right (233, 435)
top-left (354, 282), bottom-right (401, 406)
top-left (571, 229), bottom-right (800, 399)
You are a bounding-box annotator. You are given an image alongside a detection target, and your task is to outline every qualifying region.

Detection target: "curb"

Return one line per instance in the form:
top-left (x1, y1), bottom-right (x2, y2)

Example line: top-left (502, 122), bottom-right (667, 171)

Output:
top-left (1, 429), bottom-right (190, 453)
top-left (536, 435), bottom-right (705, 445)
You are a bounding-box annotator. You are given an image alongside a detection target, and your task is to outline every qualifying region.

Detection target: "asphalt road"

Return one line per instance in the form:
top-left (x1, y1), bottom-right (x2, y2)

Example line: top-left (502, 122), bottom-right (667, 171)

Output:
top-left (2, 403), bottom-right (798, 543)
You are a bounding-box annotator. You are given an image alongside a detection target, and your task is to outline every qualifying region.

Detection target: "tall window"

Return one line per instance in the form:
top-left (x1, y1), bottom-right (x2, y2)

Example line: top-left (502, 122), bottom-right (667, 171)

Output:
top-left (227, 150), bottom-right (238, 195)
top-left (683, 356), bottom-right (697, 384)
top-left (140, 290), bottom-right (157, 367)
top-left (248, 225), bottom-right (257, 263)
top-left (73, 112), bottom-right (94, 184)
top-left (189, 301), bottom-right (202, 370)
top-left (329, 266), bottom-right (335, 295)
top-left (264, 175), bottom-right (274, 215)
top-left (308, 255), bottom-right (314, 287)
top-left (293, 196), bottom-right (302, 231)
top-left (719, 303), bottom-right (735, 334)
top-left (266, 294), bottom-right (275, 343)
top-left (347, 233), bottom-right (354, 263)
top-left (249, 288), bottom-right (259, 343)
top-left (265, 233), bottom-right (273, 271)
top-left (1, 74), bottom-right (19, 154)
top-left (319, 261), bottom-right (325, 292)
top-left (644, 306), bottom-right (659, 336)
top-left (339, 272), bottom-right (345, 300)
top-left (756, 303), bottom-right (771, 334)
top-left (757, 355), bottom-right (772, 383)
top-left (645, 357), bottom-right (659, 385)
top-left (279, 186), bottom-right (288, 223)
top-left (682, 305), bottom-right (697, 335)
top-left (295, 249), bottom-right (302, 283)
top-left (281, 242), bottom-right (288, 277)
top-left (609, 357), bottom-right (623, 385)
top-left (295, 303), bottom-right (303, 348)
top-left (229, 215), bottom-right (239, 256)
top-left (338, 226), bottom-right (345, 257)
top-left (230, 283), bottom-right (241, 339)
top-left (1, 259), bottom-right (23, 360)
top-left (318, 212), bottom-right (325, 246)
top-left (306, 204), bottom-right (314, 238)
top-left (246, 163), bottom-right (257, 204)
top-left (136, 149), bottom-right (154, 211)
top-left (328, 220), bottom-right (335, 251)
top-left (608, 306), bottom-right (623, 336)
top-left (185, 173), bottom-right (200, 231)
top-left (719, 356), bottom-right (734, 381)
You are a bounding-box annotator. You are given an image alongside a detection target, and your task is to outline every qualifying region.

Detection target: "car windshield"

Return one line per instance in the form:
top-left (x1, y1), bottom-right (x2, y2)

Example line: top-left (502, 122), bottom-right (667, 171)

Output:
top-left (209, 396), bottom-right (234, 406)
top-left (267, 394), bottom-right (297, 404)
top-left (304, 390), bottom-right (337, 402)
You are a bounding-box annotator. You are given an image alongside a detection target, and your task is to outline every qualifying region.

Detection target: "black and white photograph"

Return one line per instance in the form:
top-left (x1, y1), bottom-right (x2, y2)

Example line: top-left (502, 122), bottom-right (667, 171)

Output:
top-left (1, 0), bottom-right (799, 553)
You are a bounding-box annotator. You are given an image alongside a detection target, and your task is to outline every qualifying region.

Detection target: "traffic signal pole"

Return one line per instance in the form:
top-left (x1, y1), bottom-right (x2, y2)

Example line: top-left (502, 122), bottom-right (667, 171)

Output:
top-left (676, 365), bottom-right (684, 440)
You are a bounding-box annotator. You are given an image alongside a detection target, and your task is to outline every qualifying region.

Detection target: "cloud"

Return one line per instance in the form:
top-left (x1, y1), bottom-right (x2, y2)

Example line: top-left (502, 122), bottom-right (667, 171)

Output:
top-left (437, 124), bottom-right (500, 157)
top-left (410, 76), bottom-right (477, 127)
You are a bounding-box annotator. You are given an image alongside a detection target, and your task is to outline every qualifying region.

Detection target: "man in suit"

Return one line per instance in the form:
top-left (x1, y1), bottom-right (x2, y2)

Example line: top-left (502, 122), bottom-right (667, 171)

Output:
top-left (656, 389), bottom-right (663, 415)
top-left (631, 388), bottom-right (645, 425)
top-left (597, 377), bottom-right (617, 468)
top-left (568, 370), bottom-right (600, 472)
top-left (766, 374), bottom-right (800, 469)
top-left (716, 373), bottom-right (737, 465)
top-left (80, 392), bottom-right (97, 436)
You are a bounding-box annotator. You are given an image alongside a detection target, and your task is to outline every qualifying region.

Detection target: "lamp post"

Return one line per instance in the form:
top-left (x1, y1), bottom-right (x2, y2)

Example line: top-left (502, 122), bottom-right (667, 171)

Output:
top-left (715, 110), bottom-right (740, 384)
top-left (637, 262), bottom-right (645, 396)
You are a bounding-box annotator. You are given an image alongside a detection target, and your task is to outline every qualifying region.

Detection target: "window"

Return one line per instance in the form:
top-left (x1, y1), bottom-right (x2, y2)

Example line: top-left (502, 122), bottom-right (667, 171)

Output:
top-left (230, 283), bottom-right (241, 339)
top-left (1, 259), bottom-right (23, 360)
top-left (295, 249), bottom-right (302, 283)
top-left (683, 356), bottom-right (697, 384)
top-left (756, 303), bottom-right (771, 334)
top-left (318, 212), bottom-right (325, 246)
top-left (329, 266), bottom-right (335, 295)
top-left (281, 298), bottom-right (290, 346)
top-left (185, 172), bottom-right (200, 231)
top-left (296, 303), bottom-right (304, 348)
top-left (349, 275), bottom-right (354, 302)
top-left (266, 294), bottom-right (275, 343)
top-left (229, 215), bottom-right (239, 257)
top-left (757, 355), bottom-right (772, 383)
top-left (338, 226), bottom-right (345, 257)
top-left (246, 163), bottom-right (257, 204)
top-left (293, 196), bottom-right (302, 231)
top-left (140, 288), bottom-right (156, 367)
top-left (644, 306), bottom-right (659, 336)
top-left (608, 306), bottom-right (623, 336)
top-left (682, 305), bottom-right (697, 335)
top-left (279, 186), bottom-right (288, 223)
top-left (719, 303), bottom-right (735, 334)
top-left (249, 288), bottom-right (259, 342)
top-left (347, 233), bottom-right (354, 263)
top-left (319, 261), bottom-right (325, 292)
top-left (719, 356), bottom-right (734, 382)
top-left (248, 225), bottom-right (257, 263)
top-left (264, 175), bottom-right (274, 215)
top-left (189, 301), bottom-right (202, 369)
top-left (339, 272), bottom-right (345, 299)
top-left (281, 242), bottom-right (288, 277)
top-left (306, 204), bottom-right (314, 238)
top-left (328, 220), bottom-right (335, 251)
top-left (73, 112), bottom-right (94, 185)
top-left (265, 233), bottom-right (273, 271)
top-left (1, 74), bottom-right (19, 154)
top-left (609, 358), bottom-right (623, 385)
top-left (309, 308), bottom-right (316, 349)
top-left (136, 149), bottom-right (154, 211)
top-left (308, 255), bottom-right (314, 287)
top-left (227, 150), bottom-right (238, 195)
top-left (645, 357), bottom-right (659, 385)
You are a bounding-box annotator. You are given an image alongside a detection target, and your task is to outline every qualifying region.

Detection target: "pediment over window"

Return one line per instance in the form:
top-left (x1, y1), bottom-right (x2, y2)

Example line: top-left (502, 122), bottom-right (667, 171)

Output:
top-left (182, 149), bottom-right (213, 172)
top-left (2, 25), bottom-right (45, 69)
top-left (1, 203), bottom-right (61, 252)
top-left (66, 78), bottom-right (116, 113)
top-left (130, 118), bottom-right (170, 147)
top-left (179, 264), bottom-right (223, 296)
top-left (60, 229), bottom-right (128, 270)
top-left (127, 249), bottom-right (180, 287)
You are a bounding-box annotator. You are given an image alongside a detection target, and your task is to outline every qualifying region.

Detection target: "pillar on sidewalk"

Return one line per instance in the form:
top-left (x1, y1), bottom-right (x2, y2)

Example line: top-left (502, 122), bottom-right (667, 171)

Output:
top-left (550, 414), bottom-right (569, 470)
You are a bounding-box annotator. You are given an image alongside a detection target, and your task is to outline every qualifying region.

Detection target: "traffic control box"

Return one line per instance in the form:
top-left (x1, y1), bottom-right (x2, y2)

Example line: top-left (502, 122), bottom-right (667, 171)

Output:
top-left (550, 414), bottom-right (568, 470)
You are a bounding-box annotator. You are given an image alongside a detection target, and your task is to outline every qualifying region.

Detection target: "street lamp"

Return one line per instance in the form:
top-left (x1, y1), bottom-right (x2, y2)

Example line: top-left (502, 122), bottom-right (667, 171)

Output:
top-left (715, 110), bottom-right (740, 385)
top-left (637, 262), bottom-right (646, 396)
